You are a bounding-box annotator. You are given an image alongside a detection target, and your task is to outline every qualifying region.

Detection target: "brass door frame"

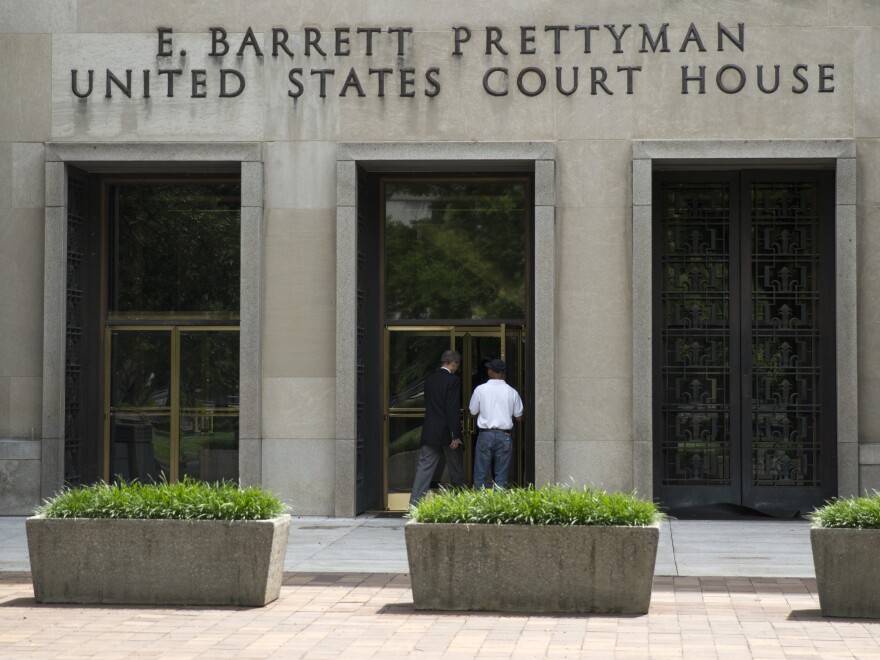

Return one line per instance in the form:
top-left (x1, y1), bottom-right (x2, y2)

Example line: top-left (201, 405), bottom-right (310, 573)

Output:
top-left (383, 323), bottom-right (525, 510)
top-left (103, 325), bottom-right (240, 483)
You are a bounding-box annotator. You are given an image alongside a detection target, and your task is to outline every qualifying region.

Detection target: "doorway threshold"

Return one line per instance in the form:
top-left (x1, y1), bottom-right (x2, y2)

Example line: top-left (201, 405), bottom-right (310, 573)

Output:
top-left (664, 503), bottom-right (800, 520)
top-left (369, 511), bottom-right (407, 519)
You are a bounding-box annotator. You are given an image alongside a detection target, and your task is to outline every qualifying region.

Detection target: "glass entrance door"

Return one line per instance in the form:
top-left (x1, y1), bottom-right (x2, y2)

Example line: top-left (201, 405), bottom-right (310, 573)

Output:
top-left (104, 326), bottom-right (240, 483)
top-left (455, 326), bottom-right (527, 488)
top-left (374, 175), bottom-right (532, 512)
top-left (384, 324), bottom-right (526, 510)
top-left (384, 327), bottom-right (454, 511)
top-left (100, 178), bottom-right (242, 486)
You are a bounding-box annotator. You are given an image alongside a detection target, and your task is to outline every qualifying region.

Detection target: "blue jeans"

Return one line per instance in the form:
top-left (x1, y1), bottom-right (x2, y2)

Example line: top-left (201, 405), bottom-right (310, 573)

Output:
top-left (473, 430), bottom-right (513, 489)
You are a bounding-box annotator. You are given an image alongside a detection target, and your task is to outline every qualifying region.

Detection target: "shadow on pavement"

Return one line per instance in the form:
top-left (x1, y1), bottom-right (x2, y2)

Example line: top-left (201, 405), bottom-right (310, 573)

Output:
top-left (376, 602), bottom-right (643, 618)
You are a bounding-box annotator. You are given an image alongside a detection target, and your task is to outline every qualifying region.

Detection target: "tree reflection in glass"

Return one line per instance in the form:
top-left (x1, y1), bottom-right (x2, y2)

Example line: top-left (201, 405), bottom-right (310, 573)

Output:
top-left (109, 331), bottom-right (171, 483)
top-left (388, 333), bottom-right (450, 409)
top-left (179, 331), bottom-right (239, 481)
top-left (384, 181), bottom-right (527, 321)
top-left (109, 182), bottom-right (240, 317)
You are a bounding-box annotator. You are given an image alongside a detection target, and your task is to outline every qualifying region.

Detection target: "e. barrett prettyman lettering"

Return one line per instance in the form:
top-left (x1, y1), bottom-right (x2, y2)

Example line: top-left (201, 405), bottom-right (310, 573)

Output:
top-left (450, 22), bottom-right (744, 55)
top-left (68, 22), bottom-right (837, 101)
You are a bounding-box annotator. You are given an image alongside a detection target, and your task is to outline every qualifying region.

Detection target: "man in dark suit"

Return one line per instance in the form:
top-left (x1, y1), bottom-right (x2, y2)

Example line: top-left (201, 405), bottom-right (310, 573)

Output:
top-left (409, 349), bottom-right (465, 507)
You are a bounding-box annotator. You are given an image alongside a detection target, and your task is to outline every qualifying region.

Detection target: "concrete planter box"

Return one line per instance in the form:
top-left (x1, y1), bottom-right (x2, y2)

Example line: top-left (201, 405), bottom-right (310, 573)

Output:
top-left (26, 514), bottom-right (290, 606)
top-left (405, 522), bottom-right (659, 613)
top-left (811, 527), bottom-right (880, 618)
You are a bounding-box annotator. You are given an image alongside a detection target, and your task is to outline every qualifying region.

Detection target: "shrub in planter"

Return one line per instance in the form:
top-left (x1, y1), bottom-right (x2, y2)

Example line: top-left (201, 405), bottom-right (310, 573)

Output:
top-left (27, 478), bottom-right (290, 607)
top-left (809, 493), bottom-right (880, 618)
top-left (405, 485), bottom-right (661, 613)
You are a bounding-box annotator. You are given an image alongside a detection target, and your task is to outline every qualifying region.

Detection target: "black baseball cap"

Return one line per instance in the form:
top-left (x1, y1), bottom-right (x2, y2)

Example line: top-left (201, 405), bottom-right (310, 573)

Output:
top-left (486, 358), bottom-right (506, 374)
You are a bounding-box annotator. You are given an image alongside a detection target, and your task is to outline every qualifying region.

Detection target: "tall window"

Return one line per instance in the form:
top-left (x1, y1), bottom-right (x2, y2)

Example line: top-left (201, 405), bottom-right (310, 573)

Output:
top-left (105, 180), bottom-right (241, 483)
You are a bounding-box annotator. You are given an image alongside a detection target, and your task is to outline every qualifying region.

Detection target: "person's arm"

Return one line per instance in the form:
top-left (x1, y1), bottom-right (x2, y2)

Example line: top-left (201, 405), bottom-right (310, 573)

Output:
top-left (513, 390), bottom-right (524, 423)
top-left (468, 388), bottom-right (480, 417)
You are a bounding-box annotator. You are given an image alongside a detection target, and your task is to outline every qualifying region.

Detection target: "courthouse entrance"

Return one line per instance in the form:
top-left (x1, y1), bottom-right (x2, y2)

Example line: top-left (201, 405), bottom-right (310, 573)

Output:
top-left (63, 173), bottom-right (242, 487)
top-left (653, 171), bottom-right (838, 516)
top-left (383, 324), bottom-right (527, 510)
top-left (356, 172), bottom-right (534, 512)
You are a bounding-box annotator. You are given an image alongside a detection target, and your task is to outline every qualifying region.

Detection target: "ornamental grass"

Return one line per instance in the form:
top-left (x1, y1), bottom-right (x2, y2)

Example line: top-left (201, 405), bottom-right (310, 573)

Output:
top-left (810, 492), bottom-right (880, 529)
top-left (409, 484), bottom-right (660, 526)
top-left (36, 477), bottom-right (286, 521)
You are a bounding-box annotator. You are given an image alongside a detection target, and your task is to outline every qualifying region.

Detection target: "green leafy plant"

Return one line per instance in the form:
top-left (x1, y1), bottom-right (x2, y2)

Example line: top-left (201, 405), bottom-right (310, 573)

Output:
top-left (36, 477), bottom-right (286, 521)
top-left (810, 492), bottom-right (880, 529)
top-left (409, 485), bottom-right (661, 526)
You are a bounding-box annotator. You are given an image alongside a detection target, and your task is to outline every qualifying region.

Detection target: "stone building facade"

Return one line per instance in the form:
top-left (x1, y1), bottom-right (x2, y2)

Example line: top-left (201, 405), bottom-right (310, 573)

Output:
top-left (1, 0), bottom-right (878, 517)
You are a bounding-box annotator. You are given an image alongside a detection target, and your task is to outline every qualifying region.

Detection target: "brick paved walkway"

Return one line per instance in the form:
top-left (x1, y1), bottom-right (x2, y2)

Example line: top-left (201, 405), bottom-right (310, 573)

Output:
top-left (2, 573), bottom-right (880, 658)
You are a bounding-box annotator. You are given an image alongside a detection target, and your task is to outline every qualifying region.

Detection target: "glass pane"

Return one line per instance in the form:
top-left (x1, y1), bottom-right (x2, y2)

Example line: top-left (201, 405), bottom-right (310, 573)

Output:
top-left (109, 182), bottom-right (241, 316)
top-left (179, 331), bottom-right (239, 481)
top-left (388, 332), bottom-right (450, 409)
top-left (504, 330), bottom-right (523, 391)
top-left (456, 333), bottom-right (501, 396)
top-left (179, 414), bottom-right (239, 482)
top-left (384, 181), bottom-right (527, 320)
top-left (179, 331), bottom-right (240, 409)
top-left (110, 331), bottom-right (170, 409)
top-left (388, 416), bottom-right (430, 493)
top-left (109, 415), bottom-right (170, 482)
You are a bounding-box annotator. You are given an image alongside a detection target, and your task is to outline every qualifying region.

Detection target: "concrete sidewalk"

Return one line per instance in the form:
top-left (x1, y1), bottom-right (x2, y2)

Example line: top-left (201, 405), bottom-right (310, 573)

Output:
top-left (3, 572), bottom-right (880, 658)
top-left (1, 515), bottom-right (815, 577)
top-left (3, 516), bottom-right (874, 659)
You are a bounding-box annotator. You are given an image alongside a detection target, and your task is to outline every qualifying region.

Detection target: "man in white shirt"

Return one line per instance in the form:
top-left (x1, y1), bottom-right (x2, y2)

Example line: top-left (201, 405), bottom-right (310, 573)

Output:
top-left (468, 358), bottom-right (524, 489)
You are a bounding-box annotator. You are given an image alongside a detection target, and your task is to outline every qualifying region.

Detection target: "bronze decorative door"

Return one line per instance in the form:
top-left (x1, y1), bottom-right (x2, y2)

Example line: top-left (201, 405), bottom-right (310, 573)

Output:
top-left (653, 171), bottom-right (837, 516)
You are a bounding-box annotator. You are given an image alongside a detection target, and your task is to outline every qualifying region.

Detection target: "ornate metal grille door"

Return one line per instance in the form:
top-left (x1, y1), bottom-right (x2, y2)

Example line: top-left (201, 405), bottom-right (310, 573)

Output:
top-left (64, 171), bottom-right (88, 485)
top-left (64, 168), bottom-right (102, 486)
top-left (654, 171), bottom-right (836, 515)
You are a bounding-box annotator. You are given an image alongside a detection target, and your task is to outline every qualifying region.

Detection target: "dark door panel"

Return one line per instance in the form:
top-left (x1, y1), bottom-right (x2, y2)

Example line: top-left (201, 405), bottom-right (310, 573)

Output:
top-left (654, 171), bottom-right (836, 517)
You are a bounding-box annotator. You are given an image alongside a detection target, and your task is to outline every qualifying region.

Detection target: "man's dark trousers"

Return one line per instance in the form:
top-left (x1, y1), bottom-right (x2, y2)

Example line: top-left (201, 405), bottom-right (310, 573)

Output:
top-left (409, 367), bottom-right (465, 507)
